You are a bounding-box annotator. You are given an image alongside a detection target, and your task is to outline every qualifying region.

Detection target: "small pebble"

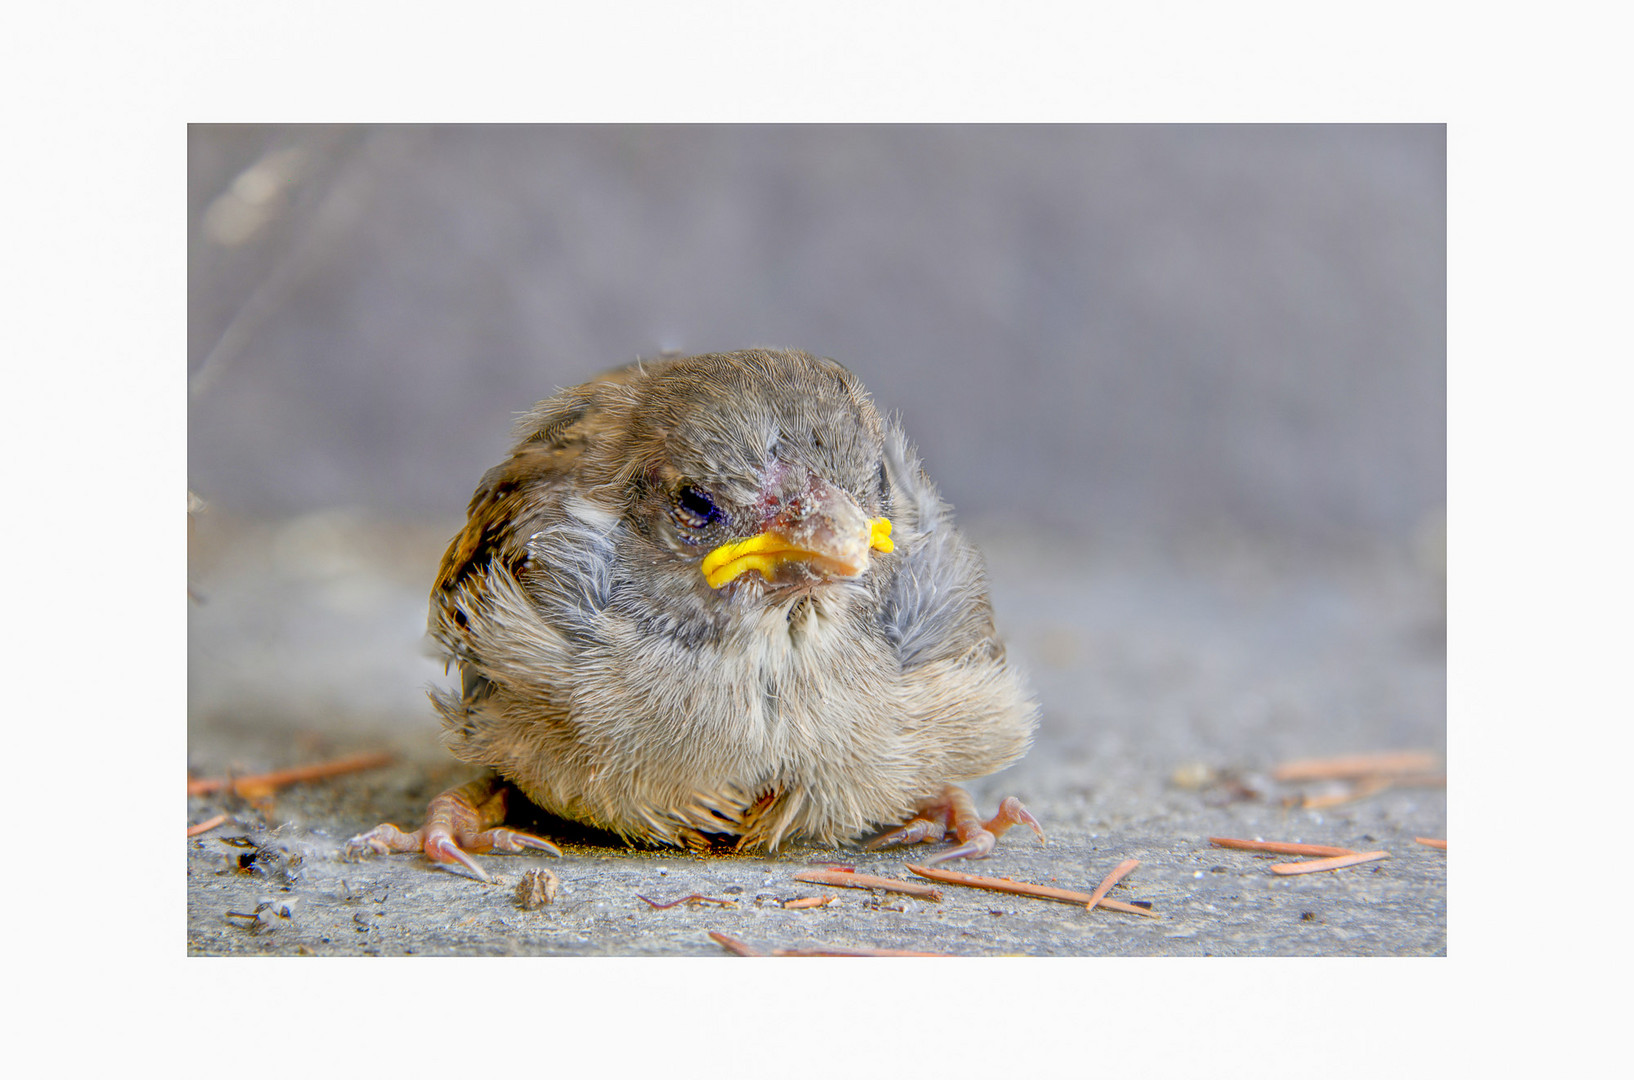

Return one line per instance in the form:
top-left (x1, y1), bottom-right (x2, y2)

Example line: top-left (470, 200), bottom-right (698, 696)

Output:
top-left (515, 868), bottom-right (561, 910)
top-left (1170, 762), bottom-right (1217, 790)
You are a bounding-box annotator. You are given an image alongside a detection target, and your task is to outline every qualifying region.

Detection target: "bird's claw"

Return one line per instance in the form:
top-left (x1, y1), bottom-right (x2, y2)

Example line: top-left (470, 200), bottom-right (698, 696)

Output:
top-left (870, 787), bottom-right (1045, 864)
top-left (921, 830), bottom-right (997, 865)
top-left (345, 778), bottom-right (560, 882)
top-left (864, 815), bottom-right (947, 851)
top-left (345, 824), bottom-right (394, 859)
top-left (481, 827), bottom-right (563, 857)
top-left (424, 828), bottom-right (493, 881)
top-left (993, 795), bottom-right (1047, 846)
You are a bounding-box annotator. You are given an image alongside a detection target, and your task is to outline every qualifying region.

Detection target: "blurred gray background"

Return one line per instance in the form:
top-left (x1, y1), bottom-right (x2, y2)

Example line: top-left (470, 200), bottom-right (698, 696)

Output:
top-left (187, 125), bottom-right (1446, 955)
top-left (188, 125), bottom-right (1443, 548)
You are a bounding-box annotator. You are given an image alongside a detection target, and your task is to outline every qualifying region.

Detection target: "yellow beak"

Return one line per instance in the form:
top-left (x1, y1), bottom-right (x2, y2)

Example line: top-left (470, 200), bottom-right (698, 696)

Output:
top-left (701, 516), bottom-right (893, 589)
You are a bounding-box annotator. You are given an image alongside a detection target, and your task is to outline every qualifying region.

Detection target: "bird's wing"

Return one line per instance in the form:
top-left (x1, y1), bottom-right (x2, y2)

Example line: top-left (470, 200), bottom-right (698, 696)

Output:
top-left (433, 362), bottom-right (646, 597)
top-left (427, 364), bottom-right (648, 776)
top-left (877, 423), bottom-right (1005, 668)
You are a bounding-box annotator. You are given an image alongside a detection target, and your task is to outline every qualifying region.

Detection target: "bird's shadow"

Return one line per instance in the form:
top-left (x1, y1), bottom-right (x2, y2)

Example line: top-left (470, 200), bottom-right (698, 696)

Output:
top-left (506, 798), bottom-right (634, 852)
top-left (505, 789), bottom-right (851, 861)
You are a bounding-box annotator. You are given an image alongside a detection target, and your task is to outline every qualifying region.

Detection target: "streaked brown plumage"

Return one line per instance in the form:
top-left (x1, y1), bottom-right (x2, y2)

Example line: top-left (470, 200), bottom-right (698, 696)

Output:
top-left (350, 349), bottom-right (1039, 877)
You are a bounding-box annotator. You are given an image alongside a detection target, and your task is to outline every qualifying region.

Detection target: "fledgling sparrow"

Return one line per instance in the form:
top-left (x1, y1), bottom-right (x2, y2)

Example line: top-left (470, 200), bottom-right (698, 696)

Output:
top-left (350, 349), bottom-right (1040, 878)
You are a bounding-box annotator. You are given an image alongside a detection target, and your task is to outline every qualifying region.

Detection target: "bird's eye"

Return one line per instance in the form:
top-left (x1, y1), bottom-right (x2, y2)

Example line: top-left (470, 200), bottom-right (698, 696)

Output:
top-left (673, 484), bottom-right (722, 529)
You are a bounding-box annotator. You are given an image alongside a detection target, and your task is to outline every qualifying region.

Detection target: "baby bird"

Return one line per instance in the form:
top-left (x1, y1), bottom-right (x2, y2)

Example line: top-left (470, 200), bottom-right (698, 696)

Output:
top-left (349, 349), bottom-right (1040, 879)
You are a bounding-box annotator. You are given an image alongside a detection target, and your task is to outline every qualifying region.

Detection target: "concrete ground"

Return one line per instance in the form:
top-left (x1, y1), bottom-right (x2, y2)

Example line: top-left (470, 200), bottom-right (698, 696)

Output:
top-left (183, 128), bottom-right (1445, 957)
top-left (186, 510), bottom-right (1445, 957)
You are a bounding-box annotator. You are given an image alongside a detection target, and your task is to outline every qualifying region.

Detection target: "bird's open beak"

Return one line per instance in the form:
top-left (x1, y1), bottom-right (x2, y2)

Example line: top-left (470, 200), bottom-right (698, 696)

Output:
top-left (700, 486), bottom-right (893, 589)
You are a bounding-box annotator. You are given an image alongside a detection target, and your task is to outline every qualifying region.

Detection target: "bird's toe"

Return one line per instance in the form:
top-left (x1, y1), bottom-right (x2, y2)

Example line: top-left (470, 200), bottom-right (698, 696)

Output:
top-left (864, 814), bottom-right (948, 851)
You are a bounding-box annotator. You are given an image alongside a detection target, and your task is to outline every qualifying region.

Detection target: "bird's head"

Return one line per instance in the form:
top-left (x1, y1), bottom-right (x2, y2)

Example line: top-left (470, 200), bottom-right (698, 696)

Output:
top-left (607, 350), bottom-right (895, 600)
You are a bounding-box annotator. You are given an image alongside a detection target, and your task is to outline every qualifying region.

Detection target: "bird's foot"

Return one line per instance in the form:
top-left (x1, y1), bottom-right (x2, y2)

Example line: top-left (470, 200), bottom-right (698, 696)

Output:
top-left (345, 777), bottom-right (560, 882)
top-left (868, 785), bottom-right (1045, 865)
top-left (865, 808), bottom-right (951, 850)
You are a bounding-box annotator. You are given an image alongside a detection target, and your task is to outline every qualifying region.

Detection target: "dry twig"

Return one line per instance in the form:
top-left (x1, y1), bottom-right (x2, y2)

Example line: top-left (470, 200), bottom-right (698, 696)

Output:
top-left (792, 868), bottom-right (942, 900)
top-left (782, 896), bottom-right (834, 910)
top-left (1210, 837), bottom-right (1358, 858)
top-left (708, 931), bottom-right (763, 956)
top-left (1414, 837), bottom-right (1448, 850)
top-left (1298, 774), bottom-right (1393, 809)
top-left (637, 893), bottom-right (738, 910)
top-left (186, 812), bottom-right (229, 837)
top-left (186, 751), bottom-right (394, 797)
top-left (1388, 773), bottom-right (1448, 788)
top-left (1084, 859), bottom-right (1140, 913)
top-left (905, 864), bottom-right (1157, 916)
top-left (1269, 850), bottom-right (1389, 875)
top-left (1271, 750), bottom-right (1438, 782)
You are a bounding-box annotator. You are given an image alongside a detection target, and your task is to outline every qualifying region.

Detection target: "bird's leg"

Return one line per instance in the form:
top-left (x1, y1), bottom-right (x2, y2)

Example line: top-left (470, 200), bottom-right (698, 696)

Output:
top-left (925, 790), bottom-right (1046, 864)
top-left (864, 797), bottom-right (953, 851)
top-left (346, 776), bottom-right (560, 882)
top-left (871, 784), bottom-right (1045, 864)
